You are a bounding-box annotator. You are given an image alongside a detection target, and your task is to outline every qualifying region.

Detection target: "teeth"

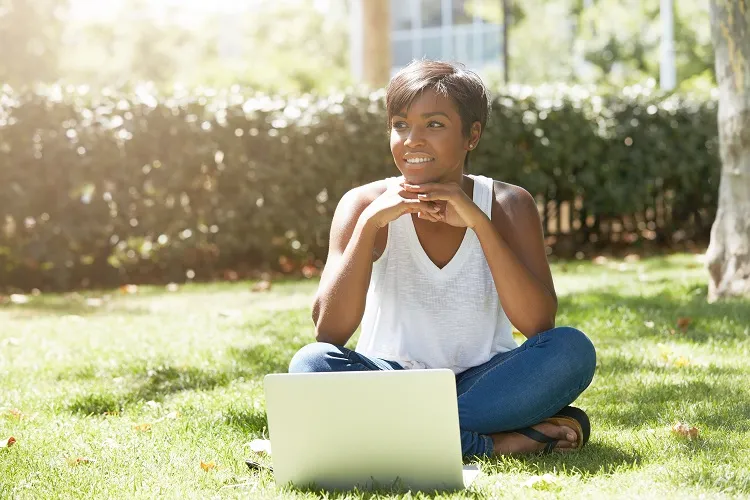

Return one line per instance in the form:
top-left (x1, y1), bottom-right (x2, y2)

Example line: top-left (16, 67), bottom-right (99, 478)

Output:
top-left (405, 158), bottom-right (434, 164)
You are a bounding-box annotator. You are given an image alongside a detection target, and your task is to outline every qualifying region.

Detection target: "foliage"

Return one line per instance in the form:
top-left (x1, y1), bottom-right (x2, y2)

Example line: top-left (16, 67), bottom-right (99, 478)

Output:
top-left (54, 0), bottom-right (351, 93)
top-left (0, 0), bottom-right (67, 86)
top-left (473, 0), bottom-right (714, 88)
top-left (0, 83), bottom-right (719, 291)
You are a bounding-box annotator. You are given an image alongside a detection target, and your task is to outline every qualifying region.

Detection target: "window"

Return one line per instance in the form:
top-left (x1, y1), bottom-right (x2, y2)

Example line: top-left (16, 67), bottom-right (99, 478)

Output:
top-left (390, 0), bottom-right (503, 74)
top-left (452, 0), bottom-right (472, 25)
top-left (421, 1), bottom-right (442, 27)
top-left (392, 2), bottom-right (412, 30)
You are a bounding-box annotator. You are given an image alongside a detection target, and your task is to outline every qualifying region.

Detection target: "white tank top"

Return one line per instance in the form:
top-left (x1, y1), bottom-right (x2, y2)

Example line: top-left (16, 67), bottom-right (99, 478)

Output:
top-left (355, 174), bottom-right (517, 374)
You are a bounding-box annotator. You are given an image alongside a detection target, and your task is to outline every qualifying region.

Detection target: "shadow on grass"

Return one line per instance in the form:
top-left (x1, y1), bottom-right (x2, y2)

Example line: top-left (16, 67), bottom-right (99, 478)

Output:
top-left (227, 341), bottom-right (304, 377)
top-left (288, 482), bottom-right (487, 499)
top-left (67, 365), bottom-right (253, 415)
top-left (474, 441), bottom-right (643, 481)
top-left (596, 353), bottom-right (746, 379)
top-left (592, 376), bottom-right (750, 431)
top-left (515, 441), bottom-right (644, 476)
top-left (560, 288), bottom-right (750, 344)
top-left (224, 406), bottom-right (269, 434)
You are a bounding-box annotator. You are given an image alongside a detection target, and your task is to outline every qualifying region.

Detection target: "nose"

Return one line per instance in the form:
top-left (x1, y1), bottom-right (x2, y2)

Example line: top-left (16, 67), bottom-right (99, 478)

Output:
top-left (403, 128), bottom-right (425, 148)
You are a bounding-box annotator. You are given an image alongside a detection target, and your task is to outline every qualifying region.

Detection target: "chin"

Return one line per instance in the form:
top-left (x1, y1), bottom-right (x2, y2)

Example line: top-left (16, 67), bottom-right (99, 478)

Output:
top-left (400, 168), bottom-right (439, 184)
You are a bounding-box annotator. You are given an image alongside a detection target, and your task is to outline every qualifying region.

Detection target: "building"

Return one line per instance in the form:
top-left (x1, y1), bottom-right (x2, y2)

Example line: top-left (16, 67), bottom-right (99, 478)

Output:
top-left (351, 0), bottom-right (504, 87)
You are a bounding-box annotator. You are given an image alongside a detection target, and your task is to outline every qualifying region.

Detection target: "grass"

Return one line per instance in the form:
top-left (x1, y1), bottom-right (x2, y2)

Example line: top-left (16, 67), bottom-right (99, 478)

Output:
top-left (1, 253), bottom-right (749, 499)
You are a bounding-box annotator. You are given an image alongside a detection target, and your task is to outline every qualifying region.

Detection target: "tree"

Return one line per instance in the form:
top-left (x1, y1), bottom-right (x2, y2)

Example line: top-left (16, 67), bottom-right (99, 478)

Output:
top-left (705, 0), bottom-right (750, 302)
top-left (0, 0), bottom-right (66, 85)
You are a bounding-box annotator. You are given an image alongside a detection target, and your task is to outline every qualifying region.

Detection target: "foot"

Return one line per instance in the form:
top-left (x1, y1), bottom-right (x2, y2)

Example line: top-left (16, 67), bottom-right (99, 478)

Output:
top-left (490, 421), bottom-right (578, 455)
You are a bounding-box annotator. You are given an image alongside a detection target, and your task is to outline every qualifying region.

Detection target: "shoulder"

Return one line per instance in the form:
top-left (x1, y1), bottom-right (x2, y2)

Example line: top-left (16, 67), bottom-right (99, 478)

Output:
top-left (331, 178), bottom-right (394, 259)
top-left (487, 179), bottom-right (542, 238)
top-left (490, 179), bottom-right (538, 219)
top-left (337, 177), bottom-right (393, 212)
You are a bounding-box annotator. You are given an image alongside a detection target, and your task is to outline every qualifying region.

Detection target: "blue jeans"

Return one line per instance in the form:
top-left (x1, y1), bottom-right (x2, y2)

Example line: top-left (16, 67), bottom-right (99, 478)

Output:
top-left (288, 326), bottom-right (596, 456)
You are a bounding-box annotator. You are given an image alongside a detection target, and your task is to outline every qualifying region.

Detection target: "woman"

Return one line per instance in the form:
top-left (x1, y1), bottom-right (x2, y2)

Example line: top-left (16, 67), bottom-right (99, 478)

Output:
top-left (288, 60), bottom-right (596, 457)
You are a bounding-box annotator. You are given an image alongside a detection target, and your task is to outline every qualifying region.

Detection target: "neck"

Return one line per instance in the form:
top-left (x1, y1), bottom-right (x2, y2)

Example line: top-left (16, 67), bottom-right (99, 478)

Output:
top-left (436, 167), bottom-right (471, 198)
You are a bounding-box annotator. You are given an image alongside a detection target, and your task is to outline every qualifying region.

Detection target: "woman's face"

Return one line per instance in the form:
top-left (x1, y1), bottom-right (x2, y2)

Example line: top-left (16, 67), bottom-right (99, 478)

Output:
top-left (389, 88), bottom-right (478, 184)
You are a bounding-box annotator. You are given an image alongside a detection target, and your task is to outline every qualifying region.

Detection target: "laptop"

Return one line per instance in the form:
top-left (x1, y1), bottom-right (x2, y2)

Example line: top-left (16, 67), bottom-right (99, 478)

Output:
top-left (263, 369), bottom-right (480, 492)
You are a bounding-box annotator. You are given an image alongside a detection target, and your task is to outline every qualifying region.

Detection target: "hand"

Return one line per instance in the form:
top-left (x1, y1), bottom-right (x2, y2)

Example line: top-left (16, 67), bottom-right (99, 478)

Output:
top-left (362, 182), bottom-right (444, 229)
top-left (400, 181), bottom-right (486, 228)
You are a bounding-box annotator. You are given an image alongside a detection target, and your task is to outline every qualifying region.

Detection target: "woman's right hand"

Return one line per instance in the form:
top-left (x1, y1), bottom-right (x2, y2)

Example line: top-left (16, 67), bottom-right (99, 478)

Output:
top-left (361, 181), bottom-right (442, 229)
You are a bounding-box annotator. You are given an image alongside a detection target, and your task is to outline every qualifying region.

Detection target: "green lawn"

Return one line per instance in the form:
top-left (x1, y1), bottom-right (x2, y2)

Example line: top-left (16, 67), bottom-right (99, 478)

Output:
top-left (1, 253), bottom-right (749, 499)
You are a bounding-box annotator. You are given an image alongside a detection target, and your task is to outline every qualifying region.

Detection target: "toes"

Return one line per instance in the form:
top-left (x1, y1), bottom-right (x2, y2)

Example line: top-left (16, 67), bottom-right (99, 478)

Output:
top-left (557, 425), bottom-right (577, 444)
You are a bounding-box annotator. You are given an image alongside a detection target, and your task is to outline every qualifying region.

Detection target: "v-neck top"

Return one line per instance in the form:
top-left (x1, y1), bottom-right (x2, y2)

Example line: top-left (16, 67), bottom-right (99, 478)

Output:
top-left (355, 174), bottom-right (517, 374)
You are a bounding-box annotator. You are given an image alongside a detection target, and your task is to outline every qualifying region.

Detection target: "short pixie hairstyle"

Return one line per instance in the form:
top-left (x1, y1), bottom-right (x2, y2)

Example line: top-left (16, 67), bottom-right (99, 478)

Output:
top-left (385, 59), bottom-right (491, 141)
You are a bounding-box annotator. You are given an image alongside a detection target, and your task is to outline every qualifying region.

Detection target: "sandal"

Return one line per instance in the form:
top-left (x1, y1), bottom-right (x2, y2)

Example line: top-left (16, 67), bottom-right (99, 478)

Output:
top-left (514, 406), bottom-right (590, 454)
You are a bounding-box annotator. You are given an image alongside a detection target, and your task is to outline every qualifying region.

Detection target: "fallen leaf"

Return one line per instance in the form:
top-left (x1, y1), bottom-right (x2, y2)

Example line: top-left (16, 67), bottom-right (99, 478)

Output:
top-left (166, 283), bottom-right (179, 292)
top-left (671, 422), bottom-right (699, 439)
top-left (133, 423), bottom-right (152, 432)
top-left (677, 317), bottom-right (692, 331)
top-left (5, 408), bottom-right (25, 420)
top-left (1, 436), bottom-right (16, 448)
top-left (10, 294), bottom-right (29, 304)
top-left (200, 461), bottom-right (217, 471)
top-left (120, 284), bottom-right (138, 294)
top-left (251, 280), bottom-right (272, 293)
top-left (67, 457), bottom-right (95, 466)
top-left (247, 439), bottom-right (272, 456)
top-left (674, 356), bottom-right (690, 367)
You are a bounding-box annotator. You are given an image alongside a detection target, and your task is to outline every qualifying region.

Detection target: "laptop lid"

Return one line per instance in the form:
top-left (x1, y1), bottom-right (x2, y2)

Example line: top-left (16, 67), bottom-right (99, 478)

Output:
top-left (263, 369), bottom-right (465, 492)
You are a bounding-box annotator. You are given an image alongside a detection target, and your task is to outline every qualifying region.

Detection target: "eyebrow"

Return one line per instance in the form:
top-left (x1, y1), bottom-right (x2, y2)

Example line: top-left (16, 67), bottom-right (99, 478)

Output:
top-left (393, 111), bottom-right (451, 120)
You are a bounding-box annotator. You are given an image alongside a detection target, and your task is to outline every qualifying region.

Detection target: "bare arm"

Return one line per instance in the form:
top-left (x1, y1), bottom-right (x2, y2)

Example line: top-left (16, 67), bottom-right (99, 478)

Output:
top-left (472, 184), bottom-right (558, 337)
top-left (311, 188), bottom-right (380, 345)
top-left (311, 181), bottom-right (439, 345)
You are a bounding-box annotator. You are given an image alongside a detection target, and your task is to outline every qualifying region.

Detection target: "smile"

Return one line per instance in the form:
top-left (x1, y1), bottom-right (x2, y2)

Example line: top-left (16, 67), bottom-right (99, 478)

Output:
top-left (404, 157), bottom-right (434, 164)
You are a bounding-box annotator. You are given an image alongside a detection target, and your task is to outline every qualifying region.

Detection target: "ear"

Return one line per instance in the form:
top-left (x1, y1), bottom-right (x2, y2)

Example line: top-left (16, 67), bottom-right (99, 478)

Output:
top-left (467, 121), bottom-right (482, 150)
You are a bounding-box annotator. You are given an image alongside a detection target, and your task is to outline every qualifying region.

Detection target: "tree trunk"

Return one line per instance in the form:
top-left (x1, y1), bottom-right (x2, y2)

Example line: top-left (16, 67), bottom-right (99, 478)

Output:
top-left (705, 0), bottom-right (750, 302)
top-left (362, 0), bottom-right (391, 87)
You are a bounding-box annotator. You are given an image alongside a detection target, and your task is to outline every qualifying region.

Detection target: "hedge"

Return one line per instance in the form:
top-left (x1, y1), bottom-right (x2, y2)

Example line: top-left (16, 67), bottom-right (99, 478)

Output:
top-left (0, 84), bottom-right (719, 291)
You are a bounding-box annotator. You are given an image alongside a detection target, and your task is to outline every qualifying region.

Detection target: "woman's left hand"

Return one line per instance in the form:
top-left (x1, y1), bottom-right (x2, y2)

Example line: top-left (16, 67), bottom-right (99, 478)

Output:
top-left (400, 182), bottom-right (487, 228)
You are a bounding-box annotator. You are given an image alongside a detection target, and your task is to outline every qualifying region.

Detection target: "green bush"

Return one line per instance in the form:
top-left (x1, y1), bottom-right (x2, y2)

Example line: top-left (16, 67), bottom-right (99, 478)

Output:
top-left (0, 84), bottom-right (719, 291)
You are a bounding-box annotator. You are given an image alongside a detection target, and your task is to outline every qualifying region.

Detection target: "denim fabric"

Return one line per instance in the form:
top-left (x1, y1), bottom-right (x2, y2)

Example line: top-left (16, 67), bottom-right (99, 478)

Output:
top-left (287, 326), bottom-right (596, 456)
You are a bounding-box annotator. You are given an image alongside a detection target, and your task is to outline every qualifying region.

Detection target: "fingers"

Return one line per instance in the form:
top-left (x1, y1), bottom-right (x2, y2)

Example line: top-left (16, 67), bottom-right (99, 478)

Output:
top-left (417, 211), bottom-right (440, 222)
top-left (402, 199), bottom-right (442, 222)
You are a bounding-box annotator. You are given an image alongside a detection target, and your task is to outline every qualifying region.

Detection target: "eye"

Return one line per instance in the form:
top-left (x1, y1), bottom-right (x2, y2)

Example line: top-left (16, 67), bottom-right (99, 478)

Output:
top-left (392, 121), bottom-right (408, 130)
top-left (427, 121), bottom-right (444, 128)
